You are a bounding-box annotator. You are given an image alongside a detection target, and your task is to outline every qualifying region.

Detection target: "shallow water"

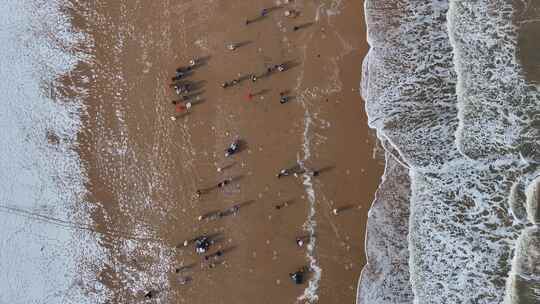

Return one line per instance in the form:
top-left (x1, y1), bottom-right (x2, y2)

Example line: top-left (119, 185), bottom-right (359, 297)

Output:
top-left (357, 149), bottom-right (413, 304)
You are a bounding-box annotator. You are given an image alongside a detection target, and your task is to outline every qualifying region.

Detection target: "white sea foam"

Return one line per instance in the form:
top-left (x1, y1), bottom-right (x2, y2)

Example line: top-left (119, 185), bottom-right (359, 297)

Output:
top-left (357, 151), bottom-right (413, 304)
top-left (360, 0), bottom-right (539, 303)
top-left (0, 0), bottom-right (104, 303)
top-left (296, 97), bottom-right (322, 304)
top-left (449, 1), bottom-right (540, 162)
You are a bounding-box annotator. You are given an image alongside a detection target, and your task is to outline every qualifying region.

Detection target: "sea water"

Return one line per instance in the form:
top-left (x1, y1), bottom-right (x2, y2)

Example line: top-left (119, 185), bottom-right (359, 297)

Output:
top-left (0, 0), bottom-right (105, 303)
top-left (359, 0), bottom-right (539, 303)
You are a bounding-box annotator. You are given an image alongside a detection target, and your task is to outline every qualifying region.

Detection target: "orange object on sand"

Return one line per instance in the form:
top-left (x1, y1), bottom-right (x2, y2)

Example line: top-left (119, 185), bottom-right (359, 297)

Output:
top-left (176, 104), bottom-right (187, 112)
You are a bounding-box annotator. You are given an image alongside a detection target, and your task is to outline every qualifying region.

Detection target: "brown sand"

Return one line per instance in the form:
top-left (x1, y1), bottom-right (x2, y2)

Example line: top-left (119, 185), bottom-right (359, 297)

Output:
top-left (68, 0), bottom-right (382, 303)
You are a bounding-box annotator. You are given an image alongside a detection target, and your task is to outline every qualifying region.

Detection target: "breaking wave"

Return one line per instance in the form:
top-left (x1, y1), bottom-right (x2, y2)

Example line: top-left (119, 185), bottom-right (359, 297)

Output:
top-left (359, 1), bottom-right (540, 303)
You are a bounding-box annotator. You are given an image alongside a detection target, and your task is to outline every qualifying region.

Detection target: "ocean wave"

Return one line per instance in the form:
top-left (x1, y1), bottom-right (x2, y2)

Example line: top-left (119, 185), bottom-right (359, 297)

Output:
top-left (360, 0), bottom-right (540, 303)
top-left (450, 1), bottom-right (540, 163)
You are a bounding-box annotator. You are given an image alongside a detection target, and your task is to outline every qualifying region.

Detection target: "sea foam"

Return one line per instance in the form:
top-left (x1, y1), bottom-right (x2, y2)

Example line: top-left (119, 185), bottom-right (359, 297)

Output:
top-left (359, 0), bottom-right (539, 303)
top-left (0, 0), bottom-right (104, 303)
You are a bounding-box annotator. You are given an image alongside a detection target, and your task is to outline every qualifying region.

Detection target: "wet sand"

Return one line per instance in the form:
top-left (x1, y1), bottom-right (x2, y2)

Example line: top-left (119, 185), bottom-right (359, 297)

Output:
top-left (68, 0), bottom-right (382, 303)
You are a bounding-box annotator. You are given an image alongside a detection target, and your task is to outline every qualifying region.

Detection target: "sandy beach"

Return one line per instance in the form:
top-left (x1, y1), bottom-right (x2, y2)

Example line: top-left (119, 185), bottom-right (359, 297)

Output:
top-left (69, 0), bottom-right (382, 302)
